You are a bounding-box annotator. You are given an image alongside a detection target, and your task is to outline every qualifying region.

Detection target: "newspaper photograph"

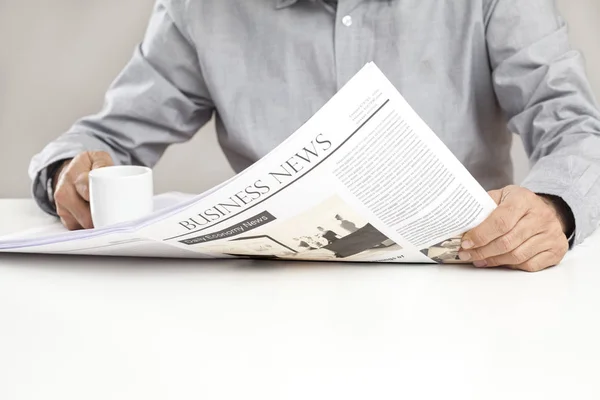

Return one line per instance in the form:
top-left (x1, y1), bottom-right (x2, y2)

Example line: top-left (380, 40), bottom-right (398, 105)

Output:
top-left (0, 62), bottom-right (497, 263)
top-left (175, 195), bottom-right (401, 262)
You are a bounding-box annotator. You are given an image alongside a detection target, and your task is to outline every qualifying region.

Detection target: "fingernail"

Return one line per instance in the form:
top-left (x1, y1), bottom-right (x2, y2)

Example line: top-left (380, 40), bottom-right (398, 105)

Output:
top-left (461, 240), bottom-right (474, 250)
top-left (458, 251), bottom-right (471, 261)
top-left (473, 260), bottom-right (488, 268)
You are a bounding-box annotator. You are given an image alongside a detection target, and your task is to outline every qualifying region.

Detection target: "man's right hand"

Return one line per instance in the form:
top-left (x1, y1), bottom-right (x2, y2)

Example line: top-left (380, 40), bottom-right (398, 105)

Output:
top-left (53, 151), bottom-right (114, 230)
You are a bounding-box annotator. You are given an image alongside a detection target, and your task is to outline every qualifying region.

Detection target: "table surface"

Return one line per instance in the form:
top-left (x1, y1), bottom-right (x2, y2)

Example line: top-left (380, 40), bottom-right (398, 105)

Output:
top-left (1, 199), bottom-right (599, 400)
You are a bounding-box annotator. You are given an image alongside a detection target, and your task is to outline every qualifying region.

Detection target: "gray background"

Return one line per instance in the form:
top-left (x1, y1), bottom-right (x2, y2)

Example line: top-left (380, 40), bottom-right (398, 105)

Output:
top-left (0, 0), bottom-right (599, 198)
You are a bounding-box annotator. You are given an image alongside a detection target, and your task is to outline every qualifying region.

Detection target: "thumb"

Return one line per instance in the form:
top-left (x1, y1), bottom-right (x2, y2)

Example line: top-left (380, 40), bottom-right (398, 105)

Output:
top-left (74, 171), bottom-right (92, 202)
top-left (89, 151), bottom-right (114, 170)
top-left (74, 151), bottom-right (115, 201)
top-left (487, 189), bottom-right (503, 205)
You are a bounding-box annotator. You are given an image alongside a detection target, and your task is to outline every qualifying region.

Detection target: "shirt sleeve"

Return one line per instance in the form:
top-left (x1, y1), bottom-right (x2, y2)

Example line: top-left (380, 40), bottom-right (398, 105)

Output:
top-left (29, 0), bottom-right (214, 214)
top-left (485, 0), bottom-right (600, 246)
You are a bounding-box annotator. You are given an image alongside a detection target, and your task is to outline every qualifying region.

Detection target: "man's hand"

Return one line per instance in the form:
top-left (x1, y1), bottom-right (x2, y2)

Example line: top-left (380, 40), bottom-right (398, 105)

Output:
top-left (53, 151), bottom-right (114, 230)
top-left (459, 185), bottom-right (571, 272)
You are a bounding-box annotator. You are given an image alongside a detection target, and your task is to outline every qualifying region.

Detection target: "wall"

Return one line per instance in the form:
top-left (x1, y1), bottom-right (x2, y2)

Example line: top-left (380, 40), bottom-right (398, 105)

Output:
top-left (0, 0), bottom-right (598, 198)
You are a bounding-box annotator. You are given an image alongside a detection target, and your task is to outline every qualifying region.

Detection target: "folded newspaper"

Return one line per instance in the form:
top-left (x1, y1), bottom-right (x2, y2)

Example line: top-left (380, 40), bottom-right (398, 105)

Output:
top-left (0, 63), bottom-right (497, 263)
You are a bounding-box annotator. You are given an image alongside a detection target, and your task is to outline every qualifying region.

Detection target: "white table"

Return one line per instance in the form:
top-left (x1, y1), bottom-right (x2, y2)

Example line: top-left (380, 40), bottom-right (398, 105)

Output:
top-left (1, 199), bottom-right (599, 400)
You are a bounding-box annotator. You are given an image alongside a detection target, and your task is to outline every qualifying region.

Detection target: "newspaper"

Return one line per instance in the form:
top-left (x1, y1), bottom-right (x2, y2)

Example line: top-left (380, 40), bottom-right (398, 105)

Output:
top-left (0, 63), bottom-right (497, 263)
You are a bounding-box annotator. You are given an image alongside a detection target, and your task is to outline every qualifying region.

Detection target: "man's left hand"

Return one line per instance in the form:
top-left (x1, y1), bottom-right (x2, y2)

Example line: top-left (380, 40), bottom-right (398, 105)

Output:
top-left (459, 186), bottom-right (571, 272)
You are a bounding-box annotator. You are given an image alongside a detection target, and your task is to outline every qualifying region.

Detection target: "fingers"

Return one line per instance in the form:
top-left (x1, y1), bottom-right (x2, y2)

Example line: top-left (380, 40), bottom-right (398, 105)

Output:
top-left (459, 214), bottom-right (542, 261)
top-left (53, 151), bottom-right (114, 230)
top-left (480, 247), bottom-right (566, 273)
top-left (63, 193), bottom-right (93, 229)
top-left (487, 189), bottom-right (503, 205)
top-left (56, 204), bottom-right (82, 231)
top-left (58, 216), bottom-right (82, 231)
top-left (54, 180), bottom-right (94, 229)
top-left (74, 151), bottom-right (115, 201)
top-left (74, 172), bottom-right (91, 202)
top-left (510, 249), bottom-right (567, 273)
top-left (470, 233), bottom-right (549, 268)
top-left (467, 225), bottom-right (568, 272)
top-left (462, 201), bottom-right (528, 249)
top-left (88, 151), bottom-right (114, 169)
top-left (459, 186), bottom-right (570, 272)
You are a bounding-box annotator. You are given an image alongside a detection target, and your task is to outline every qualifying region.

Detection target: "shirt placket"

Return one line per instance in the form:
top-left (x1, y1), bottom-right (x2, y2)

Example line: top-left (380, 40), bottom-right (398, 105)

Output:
top-left (333, 0), bottom-right (369, 90)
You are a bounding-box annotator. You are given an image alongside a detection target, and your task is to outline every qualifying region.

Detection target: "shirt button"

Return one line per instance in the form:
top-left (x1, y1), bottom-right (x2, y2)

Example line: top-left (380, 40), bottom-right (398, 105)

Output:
top-left (342, 15), bottom-right (353, 27)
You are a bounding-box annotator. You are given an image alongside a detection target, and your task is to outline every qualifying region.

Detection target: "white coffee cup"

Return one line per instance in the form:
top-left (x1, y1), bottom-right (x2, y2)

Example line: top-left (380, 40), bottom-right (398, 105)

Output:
top-left (89, 166), bottom-right (154, 229)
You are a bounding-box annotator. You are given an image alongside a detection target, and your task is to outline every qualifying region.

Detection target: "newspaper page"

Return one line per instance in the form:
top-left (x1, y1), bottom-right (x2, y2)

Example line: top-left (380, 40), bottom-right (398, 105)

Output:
top-left (0, 62), bottom-right (497, 263)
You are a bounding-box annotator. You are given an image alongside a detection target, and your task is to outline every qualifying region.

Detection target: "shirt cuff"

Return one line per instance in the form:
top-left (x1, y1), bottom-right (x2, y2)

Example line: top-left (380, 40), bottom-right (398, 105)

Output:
top-left (537, 193), bottom-right (576, 246)
top-left (566, 229), bottom-right (576, 245)
top-left (32, 160), bottom-right (69, 217)
top-left (521, 157), bottom-right (599, 248)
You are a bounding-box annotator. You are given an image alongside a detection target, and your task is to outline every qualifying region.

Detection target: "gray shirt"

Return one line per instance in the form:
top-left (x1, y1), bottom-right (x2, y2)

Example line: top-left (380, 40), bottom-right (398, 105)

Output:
top-left (29, 0), bottom-right (600, 246)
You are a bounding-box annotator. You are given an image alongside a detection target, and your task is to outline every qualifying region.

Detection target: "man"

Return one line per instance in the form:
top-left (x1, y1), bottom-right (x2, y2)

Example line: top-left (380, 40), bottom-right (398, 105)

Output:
top-left (317, 227), bottom-right (342, 245)
top-left (335, 214), bottom-right (359, 234)
top-left (29, 0), bottom-right (600, 272)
